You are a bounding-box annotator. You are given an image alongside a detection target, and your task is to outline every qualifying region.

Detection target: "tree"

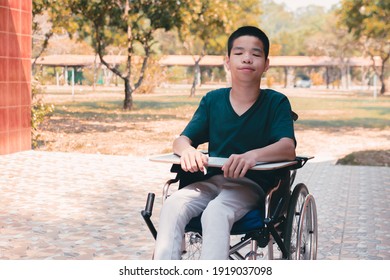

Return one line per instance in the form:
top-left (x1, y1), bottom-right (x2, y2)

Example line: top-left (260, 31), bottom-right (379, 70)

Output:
top-left (338, 0), bottom-right (390, 94)
top-left (260, 0), bottom-right (295, 56)
top-left (305, 10), bottom-right (360, 89)
top-left (32, 0), bottom-right (77, 68)
top-left (178, 0), bottom-right (261, 96)
top-left (260, 2), bottom-right (329, 56)
top-left (69, 0), bottom-right (186, 110)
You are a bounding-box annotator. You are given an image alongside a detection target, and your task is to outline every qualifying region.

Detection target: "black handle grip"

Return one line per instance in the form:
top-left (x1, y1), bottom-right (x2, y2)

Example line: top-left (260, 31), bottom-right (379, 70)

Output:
top-left (144, 192), bottom-right (155, 216)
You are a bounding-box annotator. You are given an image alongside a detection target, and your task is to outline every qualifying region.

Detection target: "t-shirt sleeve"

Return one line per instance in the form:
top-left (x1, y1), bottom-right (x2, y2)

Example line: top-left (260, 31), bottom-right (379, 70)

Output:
top-left (269, 96), bottom-right (296, 146)
top-left (181, 96), bottom-right (209, 147)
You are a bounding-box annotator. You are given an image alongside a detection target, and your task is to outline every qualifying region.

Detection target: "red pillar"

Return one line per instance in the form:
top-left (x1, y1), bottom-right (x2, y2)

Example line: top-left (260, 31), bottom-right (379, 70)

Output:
top-left (0, 0), bottom-right (32, 154)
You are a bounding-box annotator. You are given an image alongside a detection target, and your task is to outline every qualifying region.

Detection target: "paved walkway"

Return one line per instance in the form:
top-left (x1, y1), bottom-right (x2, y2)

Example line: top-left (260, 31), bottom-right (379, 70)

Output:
top-left (0, 151), bottom-right (389, 260)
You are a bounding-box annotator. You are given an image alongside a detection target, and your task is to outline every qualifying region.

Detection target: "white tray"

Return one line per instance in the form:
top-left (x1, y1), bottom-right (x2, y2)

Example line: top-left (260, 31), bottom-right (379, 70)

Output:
top-left (149, 153), bottom-right (308, 171)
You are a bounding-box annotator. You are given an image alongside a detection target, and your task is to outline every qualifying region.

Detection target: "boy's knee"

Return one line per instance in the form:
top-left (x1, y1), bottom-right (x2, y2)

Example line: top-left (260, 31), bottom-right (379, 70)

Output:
top-left (201, 200), bottom-right (235, 224)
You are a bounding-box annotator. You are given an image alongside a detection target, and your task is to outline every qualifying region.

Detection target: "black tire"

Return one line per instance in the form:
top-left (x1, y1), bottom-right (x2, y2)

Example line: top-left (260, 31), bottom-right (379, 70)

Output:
top-left (296, 194), bottom-right (318, 259)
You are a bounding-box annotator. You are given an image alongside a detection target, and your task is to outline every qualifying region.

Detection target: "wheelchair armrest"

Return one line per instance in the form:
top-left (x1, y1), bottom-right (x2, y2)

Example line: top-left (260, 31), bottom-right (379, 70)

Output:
top-left (170, 163), bottom-right (181, 173)
top-left (162, 173), bottom-right (180, 201)
top-left (289, 156), bottom-right (313, 170)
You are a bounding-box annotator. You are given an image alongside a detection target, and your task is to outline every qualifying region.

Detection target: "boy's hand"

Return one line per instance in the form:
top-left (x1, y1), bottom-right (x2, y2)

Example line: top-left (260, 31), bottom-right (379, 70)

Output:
top-left (222, 152), bottom-right (256, 178)
top-left (180, 147), bottom-right (208, 173)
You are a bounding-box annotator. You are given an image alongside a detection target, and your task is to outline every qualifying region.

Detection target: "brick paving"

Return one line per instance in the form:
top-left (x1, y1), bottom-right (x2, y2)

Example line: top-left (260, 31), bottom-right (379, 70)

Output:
top-left (0, 151), bottom-right (389, 260)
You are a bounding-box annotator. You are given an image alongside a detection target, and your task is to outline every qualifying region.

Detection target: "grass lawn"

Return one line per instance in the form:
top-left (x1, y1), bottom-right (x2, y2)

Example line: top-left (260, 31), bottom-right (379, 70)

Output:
top-left (47, 89), bottom-right (390, 129)
top-left (289, 95), bottom-right (390, 129)
top-left (36, 86), bottom-right (390, 165)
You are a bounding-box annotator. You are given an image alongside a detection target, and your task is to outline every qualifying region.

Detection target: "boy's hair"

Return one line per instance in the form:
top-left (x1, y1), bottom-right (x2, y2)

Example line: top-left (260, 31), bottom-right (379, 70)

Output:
top-left (227, 26), bottom-right (270, 59)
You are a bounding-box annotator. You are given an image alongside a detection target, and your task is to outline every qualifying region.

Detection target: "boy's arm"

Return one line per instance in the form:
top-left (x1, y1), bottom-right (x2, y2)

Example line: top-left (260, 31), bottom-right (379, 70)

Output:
top-left (221, 137), bottom-right (296, 178)
top-left (173, 135), bottom-right (208, 173)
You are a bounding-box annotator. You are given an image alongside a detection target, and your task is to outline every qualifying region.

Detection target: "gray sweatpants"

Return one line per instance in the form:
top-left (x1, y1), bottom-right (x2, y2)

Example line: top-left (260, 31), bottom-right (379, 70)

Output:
top-left (153, 174), bottom-right (263, 260)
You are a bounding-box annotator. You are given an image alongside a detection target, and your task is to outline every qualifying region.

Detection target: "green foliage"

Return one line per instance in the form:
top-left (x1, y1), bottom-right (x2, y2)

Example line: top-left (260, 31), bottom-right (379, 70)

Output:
top-left (338, 0), bottom-right (390, 93)
top-left (305, 11), bottom-right (357, 57)
top-left (260, 0), bottom-right (295, 39)
top-left (338, 0), bottom-right (389, 39)
top-left (337, 0), bottom-right (390, 61)
top-left (31, 75), bottom-right (54, 148)
top-left (175, 0), bottom-right (262, 95)
top-left (70, 0), bottom-right (185, 56)
top-left (178, 0), bottom-right (261, 56)
top-left (261, 1), bottom-right (332, 56)
top-left (68, 0), bottom-right (186, 109)
top-left (32, 0), bottom-right (78, 63)
top-left (32, 1), bottom-right (389, 96)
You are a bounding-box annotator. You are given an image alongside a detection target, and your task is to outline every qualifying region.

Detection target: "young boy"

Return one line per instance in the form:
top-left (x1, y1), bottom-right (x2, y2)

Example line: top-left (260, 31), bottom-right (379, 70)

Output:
top-left (153, 26), bottom-right (296, 259)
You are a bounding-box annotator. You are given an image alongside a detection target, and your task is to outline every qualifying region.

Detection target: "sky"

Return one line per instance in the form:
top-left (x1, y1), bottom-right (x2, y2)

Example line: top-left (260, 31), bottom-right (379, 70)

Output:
top-left (273, 0), bottom-right (341, 11)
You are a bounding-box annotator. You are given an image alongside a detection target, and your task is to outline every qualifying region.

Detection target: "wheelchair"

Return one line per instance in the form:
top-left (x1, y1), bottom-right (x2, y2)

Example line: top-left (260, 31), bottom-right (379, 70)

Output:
top-left (142, 155), bottom-right (318, 260)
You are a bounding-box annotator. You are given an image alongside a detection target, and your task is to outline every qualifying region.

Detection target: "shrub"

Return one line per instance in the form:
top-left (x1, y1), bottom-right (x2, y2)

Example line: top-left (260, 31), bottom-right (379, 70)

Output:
top-left (31, 74), bottom-right (54, 148)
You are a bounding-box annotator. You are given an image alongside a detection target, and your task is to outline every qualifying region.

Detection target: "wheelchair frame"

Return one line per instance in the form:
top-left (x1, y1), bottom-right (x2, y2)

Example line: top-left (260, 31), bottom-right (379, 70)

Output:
top-left (141, 156), bottom-right (317, 260)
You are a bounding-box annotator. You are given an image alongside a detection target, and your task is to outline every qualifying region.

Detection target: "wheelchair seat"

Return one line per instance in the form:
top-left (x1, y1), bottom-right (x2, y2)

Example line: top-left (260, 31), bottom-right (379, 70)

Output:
top-left (185, 208), bottom-right (265, 235)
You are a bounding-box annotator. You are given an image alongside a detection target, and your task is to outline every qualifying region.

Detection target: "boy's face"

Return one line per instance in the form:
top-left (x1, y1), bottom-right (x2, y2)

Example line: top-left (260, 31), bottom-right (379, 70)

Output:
top-left (225, 35), bottom-right (269, 83)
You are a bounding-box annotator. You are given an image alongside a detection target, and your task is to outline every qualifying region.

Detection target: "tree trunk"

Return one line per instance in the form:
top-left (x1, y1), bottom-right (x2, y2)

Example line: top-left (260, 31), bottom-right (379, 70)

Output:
top-left (283, 67), bottom-right (288, 88)
top-left (32, 31), bottom-right (53, 69)
top-left (370, 53), bottom-right (388, 95)
top-left (123, 78), bottom-right (133, 110)
top-left (379, 59), bottom-right (387, 94)
top-left (122, 0), bottom-right (133, 110)
top-left (325, 66), bottom-right (330, 89)
top-left (380, 74), bottom-right (385, 94)
top-left (190, 61), bottom-right (201, 97)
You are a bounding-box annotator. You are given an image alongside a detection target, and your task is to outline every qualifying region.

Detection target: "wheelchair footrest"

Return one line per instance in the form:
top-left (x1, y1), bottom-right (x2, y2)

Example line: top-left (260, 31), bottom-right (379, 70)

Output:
top-left (248, 228), bottom-right (269, 248)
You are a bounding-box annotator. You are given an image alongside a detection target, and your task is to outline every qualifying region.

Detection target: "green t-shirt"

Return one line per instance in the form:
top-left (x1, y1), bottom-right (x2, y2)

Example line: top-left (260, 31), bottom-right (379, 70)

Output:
top-left (181, 87), bottom-right (296, 189)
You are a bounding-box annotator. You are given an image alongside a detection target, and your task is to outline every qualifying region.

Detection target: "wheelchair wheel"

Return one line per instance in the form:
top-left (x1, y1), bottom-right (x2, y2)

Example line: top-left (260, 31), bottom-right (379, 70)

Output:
top-left (297, 193), bottom-right (317, 259)
top-left (283, 183), bottom-right (318, 260)
top-left (181, 232), bottom-right (202, 260)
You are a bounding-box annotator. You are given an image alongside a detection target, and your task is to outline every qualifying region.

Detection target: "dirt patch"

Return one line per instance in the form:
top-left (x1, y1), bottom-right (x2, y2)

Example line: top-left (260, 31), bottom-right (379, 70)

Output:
top-left (295, 128), bottom-right (390, 164)
top-left (36, 117), bottom-right (390, 166)
top-left (36, 118), bottom-right (188, 156)
top-left (336, 150), bottom-right (390, 167)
